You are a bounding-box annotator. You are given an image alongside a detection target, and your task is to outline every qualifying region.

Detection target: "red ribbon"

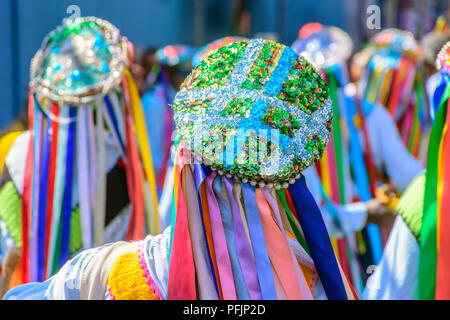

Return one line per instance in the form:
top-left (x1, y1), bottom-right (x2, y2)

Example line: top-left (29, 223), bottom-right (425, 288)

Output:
top-left (43, 103), bottom-right (60, 278)
top-left (436, 98), bottom-right (450, 299)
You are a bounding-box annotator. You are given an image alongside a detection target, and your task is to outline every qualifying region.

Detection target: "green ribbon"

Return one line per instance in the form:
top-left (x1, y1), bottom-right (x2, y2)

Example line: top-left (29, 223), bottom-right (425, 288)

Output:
top-left (275, 189), bottom-right (310, 256)
top-left (418, 83), bottom-right (450, 300)
top-left (327, 70), bottom-right (346, 204)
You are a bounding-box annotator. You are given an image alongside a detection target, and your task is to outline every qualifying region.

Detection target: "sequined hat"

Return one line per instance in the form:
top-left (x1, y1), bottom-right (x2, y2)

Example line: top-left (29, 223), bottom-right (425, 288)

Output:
top-left (292, 25), bottom-right (353, 70)
top-left (20, 16), bottom-right (160, 284)
top-left (366, 28), bottom-right (421, 65)
top-left (192, 36), bottom-right (248, 68)
top-left (436, 41), bottom-right (450, 75)
top-left (30, 16), bottom-right (131, 105)
top-left (172, 39), bottom-right (332, 189)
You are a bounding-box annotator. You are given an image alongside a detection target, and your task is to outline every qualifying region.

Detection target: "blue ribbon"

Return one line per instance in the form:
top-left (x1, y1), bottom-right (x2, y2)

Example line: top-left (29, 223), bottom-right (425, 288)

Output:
top-left (37, 113), bottom-right (51, 282)
top-left (432, 75), bottom-right (448, 123)
top-left (343, 95), bottom-right (372, 201)
top-left (60, 107), bottom-right (76, 267)
top-left (289, 175), bottom-right (348, 300)
top-left (241, 183), bottom-right (277, 300)
top-left (104, 95), bottom-right (126, 154)
top-left (194, 163), bottom-right (219, 297)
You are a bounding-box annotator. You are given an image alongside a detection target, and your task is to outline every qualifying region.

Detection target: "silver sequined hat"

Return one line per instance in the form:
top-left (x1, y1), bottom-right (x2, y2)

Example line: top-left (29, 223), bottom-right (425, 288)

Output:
top-left (172, 39), bottom-right (333, 189)
top-left (29, 16), bottom-right (131, 106)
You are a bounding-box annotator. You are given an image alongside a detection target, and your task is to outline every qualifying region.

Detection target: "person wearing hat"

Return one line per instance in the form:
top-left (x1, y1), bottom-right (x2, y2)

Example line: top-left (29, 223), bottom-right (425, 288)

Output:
top-left (291, 25), bottom-right (424, 295)
top-left (351, 28), bottom-right (430, 164)
top-left (364, 42), bottom-right (450, 300)
top-left (344, 29), bottom-right (425, 264)
top-left (4, 39), bottom-right (357, 300)
top-left (0, 17), bottom-right (160, 297)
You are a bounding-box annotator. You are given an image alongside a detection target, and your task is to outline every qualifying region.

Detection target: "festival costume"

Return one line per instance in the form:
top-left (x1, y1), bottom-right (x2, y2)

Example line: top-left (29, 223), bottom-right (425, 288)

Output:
top-left (364, 42), bottom-right (450, 300)
top-left (5, 39), bottom-right (357, 300)
top-left (0, 17), bottom-right (160, 289)
top-left (359, 28), bottom-right (430, 163)
top-left (292, 25), bottom-right (423, 295)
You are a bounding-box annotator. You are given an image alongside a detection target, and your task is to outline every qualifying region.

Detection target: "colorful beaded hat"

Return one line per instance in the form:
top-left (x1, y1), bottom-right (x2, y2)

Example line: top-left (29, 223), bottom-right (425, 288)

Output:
top-left (172, 39), bottom-right (332, 189)
top-left (192, 36), bottom-right (248, 68)
top-left (291, 25), bottom-right (353, 70)
top-left (368, 28), bottom-right (421, 61)
top-left (30, 16), bottom-right (130, 105)
top-left (436, 41), bottom-right (450, 75)
top-left (361, 28), bottom-right (428, 160)
top-left (20, 16), bottom-right (159, 284)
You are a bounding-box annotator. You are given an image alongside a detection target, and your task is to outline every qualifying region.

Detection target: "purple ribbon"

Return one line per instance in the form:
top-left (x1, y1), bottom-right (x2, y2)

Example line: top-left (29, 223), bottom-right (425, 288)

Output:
top-left (223, 177), bottom-right (262, 300)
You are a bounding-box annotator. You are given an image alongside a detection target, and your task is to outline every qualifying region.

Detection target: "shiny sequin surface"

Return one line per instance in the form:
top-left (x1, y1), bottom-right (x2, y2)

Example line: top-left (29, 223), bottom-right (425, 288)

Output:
top-left (192, 36), bottom-right (248, 68)
top-left (291, 26), bottom-right (353, 70)
top-left (173, 39), bottom-right (332, 187)
top-left (30, 17), bottom-right (128, 105)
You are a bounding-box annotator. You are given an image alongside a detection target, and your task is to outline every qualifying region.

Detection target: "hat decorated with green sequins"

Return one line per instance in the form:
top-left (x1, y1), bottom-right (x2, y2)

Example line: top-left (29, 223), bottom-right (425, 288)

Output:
top-left (172, 39), bottom-right (332, 188)
top-left (30, 16), bottom-right (130, 105)
top-left (192, 36), bottom-right (248, 68)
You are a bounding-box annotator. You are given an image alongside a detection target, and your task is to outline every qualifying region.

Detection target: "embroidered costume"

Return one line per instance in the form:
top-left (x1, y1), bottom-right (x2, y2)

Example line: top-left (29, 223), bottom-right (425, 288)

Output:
top-left (5, 38), bottom-right (358, 300)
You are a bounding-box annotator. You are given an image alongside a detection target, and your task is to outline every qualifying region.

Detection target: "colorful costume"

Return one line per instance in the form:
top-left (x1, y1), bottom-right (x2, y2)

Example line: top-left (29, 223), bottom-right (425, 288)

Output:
top-left (364, 41), bottom-right (450, 300)
top-left (5, 39), bottom-right (357, 300)
top-left (192, 36), bottom-right (248, 69)
top-left (360, 28), bottom-right (430, 162)
top-left (0, 17), bottom-right (159, 290)
top-left (292, 25), bottom-right (424, 295)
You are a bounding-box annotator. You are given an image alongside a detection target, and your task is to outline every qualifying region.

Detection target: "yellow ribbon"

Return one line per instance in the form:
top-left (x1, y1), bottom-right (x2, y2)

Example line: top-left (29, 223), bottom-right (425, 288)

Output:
top-left (124, 68), bottom-right (159, 235)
